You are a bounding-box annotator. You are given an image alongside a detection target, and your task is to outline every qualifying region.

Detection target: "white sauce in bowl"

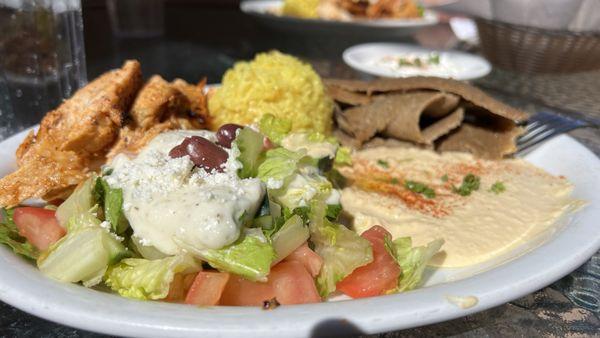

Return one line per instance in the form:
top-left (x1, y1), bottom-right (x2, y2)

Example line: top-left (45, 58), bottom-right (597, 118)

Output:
top-left (372, 53), bottom-right (461, 78)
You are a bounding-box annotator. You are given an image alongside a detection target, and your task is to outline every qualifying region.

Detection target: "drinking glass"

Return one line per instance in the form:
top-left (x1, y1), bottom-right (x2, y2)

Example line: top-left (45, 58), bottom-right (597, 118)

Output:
top-left (0, 0), bottom-right (87, 138)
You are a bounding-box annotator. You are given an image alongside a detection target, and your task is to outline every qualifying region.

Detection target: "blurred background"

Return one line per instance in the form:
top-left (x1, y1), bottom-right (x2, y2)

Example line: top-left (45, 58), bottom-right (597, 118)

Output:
top-left (2, 0), bottom-right (600, 129)
top-left (1, 0), bottom-right (599, 140)
top-left (0, 0), bottom-right (599, 336)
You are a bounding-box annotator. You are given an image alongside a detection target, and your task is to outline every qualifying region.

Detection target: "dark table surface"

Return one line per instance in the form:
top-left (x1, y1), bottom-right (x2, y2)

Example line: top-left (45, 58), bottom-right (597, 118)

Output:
top-left (1, 2), bottom-right (599, 337)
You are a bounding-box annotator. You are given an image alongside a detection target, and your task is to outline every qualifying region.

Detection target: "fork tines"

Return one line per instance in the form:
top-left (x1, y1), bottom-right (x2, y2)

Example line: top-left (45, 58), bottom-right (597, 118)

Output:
top-left (516, 111), bottom-right (590, 154)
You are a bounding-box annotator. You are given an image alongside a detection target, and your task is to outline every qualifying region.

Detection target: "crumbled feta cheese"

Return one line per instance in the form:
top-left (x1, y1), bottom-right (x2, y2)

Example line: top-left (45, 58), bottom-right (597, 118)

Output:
top-left (105, 130), bottom-right (265, 255)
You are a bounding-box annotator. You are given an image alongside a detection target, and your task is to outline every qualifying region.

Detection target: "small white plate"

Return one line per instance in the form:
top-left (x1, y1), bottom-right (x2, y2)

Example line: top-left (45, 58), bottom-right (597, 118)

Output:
top-left (344, 43), bottom-right (492, 80)
top-left (0, 128), bottom-right (599, 337)
top-left (240, 0), bottom-right (438, 37)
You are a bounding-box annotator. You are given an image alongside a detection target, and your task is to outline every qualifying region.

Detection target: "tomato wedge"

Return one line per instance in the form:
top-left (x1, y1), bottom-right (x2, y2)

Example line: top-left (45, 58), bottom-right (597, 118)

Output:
top-left (165, 273), bottom-right (197, 303)
top-left (270, 260), bottom-right (321, 305)
top-left (13, 207), bottom-right (66, 251)
top-left (283, 242), bottom-right (323, 277)
top-left (220, 260), bottom-right (321, 306)
top-left (185, 271), bottom-right (230, 306)
top-left (220, 275), bottom-right (275, 306)
top-left (336, 225), bottom-right (400, 298)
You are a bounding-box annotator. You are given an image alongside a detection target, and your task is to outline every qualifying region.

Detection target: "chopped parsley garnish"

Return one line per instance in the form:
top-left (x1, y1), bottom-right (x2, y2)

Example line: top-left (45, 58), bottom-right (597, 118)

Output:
top-left (390, 177), bottom-right (400, 185)
top-left (377, 159), bottom-right (389, 168)
top-left (428, 54), bottom-right (440, 64)
top-left (441, 174), bottom-right (448, 182)
top-left (397, 53), bottom-right (439, 67)
top-left (398, 58), bottom-right (412, 66)
top-left (452, 174), bottom-right (480, 196)
top-left (490, 181), bottom-right (506, 194)
top-left (404, 180), bottom-right (436, 199)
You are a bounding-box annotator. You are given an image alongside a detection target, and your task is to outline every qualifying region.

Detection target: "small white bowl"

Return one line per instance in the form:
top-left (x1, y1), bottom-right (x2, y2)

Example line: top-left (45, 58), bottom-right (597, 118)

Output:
top-left (343, 43), bottom-right (491, 80)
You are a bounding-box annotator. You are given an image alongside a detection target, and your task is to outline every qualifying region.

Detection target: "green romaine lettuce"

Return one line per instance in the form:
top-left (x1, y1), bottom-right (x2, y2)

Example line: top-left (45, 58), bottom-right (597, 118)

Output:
top-left (192, 229), bottom-right (276, 282)
top-left (234, 127), bottom-right (266, 179)
top-left (38, 226), bottom-right (128, 287)
top-left (258, 114), bottom-right (292, 144)
top-left (334, 146), bottom-right (352, 166)
top-left (0, 208), bottom-right (38, 260)
top-left (271, 214), bottom-right (309, 264)
top-left (257, 148), bottom-right (306, 183)
top-left (325, 204), bottom-right (342, 221)
top-left (272, 173), bottom-right (332, 210)
top-left (385, 236), bottom-right (444, 292)
top-left (255, 194), bottom-right (279, 236)
top-left (66, 207), bottom-right (101, 232)
top-left (55, 176), bottom-right (96, 227)
top-left (308, 201), bottom-right (373, 298)
top-left (94, 177), bottom-right (129, 234)
top-left (279, 132), bottom-right (338, 161)
top-left (105, 254), bottom-right (200, 300)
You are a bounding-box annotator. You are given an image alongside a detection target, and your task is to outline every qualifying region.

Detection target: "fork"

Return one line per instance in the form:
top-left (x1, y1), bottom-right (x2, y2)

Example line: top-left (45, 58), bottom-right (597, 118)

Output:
top-left (516, 110), bottom-right (598, 155)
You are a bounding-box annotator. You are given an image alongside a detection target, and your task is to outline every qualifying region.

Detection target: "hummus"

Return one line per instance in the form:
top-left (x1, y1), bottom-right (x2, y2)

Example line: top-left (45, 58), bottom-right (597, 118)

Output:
top-left (340, 147), bottom-right (584, 268)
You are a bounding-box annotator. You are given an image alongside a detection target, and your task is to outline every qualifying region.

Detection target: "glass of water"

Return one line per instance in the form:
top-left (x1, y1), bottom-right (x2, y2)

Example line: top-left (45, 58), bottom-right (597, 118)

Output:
top-left (0, 0), bottom-right (87, 138)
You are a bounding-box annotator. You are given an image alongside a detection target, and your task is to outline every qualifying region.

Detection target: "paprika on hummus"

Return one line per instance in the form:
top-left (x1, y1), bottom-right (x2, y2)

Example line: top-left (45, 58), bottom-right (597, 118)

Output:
top-left (339, 147), bottom-right (584, 268)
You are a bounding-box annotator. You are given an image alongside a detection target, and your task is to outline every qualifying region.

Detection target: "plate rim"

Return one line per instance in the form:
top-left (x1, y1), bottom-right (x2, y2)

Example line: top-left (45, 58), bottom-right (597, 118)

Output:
top-left (342, 42), bottom-right (492, 80)
top-left (0, 128), bottom-right (598, 337)
top-left (239, 0), bottom-right (439, 29)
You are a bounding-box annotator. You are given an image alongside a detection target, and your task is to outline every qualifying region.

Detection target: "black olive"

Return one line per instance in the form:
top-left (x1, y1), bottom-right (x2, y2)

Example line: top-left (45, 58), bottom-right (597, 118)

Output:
top-left (216, 123), bottom-right (243, 148)
top-left (169, 136), bottom-right (228, 172)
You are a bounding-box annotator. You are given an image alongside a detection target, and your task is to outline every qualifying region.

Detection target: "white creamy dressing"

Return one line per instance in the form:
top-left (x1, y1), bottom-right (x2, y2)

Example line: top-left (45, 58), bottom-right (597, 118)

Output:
top-left (106, 130), bottom-right (265, 255)
top-left (281, 133), bottom-right (337, 159)
top-left (373, 53), bottom-right (461, 78)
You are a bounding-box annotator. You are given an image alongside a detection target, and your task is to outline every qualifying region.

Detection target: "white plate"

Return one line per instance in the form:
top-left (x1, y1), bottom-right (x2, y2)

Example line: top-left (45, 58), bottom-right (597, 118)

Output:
top-left (344, 43), bottom-right (492, 80)
top-left (0, 128), bottom-right (599, 337)
top-left (240, 0), bottom-right (438, 37)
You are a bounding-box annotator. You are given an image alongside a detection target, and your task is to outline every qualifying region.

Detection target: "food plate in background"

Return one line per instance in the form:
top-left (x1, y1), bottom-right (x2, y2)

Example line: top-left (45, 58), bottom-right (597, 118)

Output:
top-left (240, 0), bottom-right (439, 37)
top-left (0, 126), bottom-right (598, 337)
top-left (343, 43), bottom-right (492, 80)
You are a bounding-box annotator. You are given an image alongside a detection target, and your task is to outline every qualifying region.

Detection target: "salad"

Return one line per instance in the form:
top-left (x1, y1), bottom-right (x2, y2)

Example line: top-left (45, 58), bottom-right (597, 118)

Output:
top-left (0, 114), bottom-right (442, 307)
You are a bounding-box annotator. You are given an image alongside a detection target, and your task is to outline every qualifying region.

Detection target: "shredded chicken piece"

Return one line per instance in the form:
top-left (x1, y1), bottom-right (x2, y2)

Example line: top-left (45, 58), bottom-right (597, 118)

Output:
top-left (171, 77), bottom-right (209, 128)
top-left (1, 58), bottom-right (209, 207)
top-left (106, 76), bottom-right (208, 159)
top-left (0, 61), bottom-right (143, 207)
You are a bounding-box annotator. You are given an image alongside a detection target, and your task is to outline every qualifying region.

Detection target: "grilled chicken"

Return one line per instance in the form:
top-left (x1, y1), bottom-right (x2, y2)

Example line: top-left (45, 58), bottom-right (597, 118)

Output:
top-left (106, 76), bottom-right (208, 159)
top-left (0, 60), bottom-right (209, 208)
top-left (0, 60), bottom-right (143, 207)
